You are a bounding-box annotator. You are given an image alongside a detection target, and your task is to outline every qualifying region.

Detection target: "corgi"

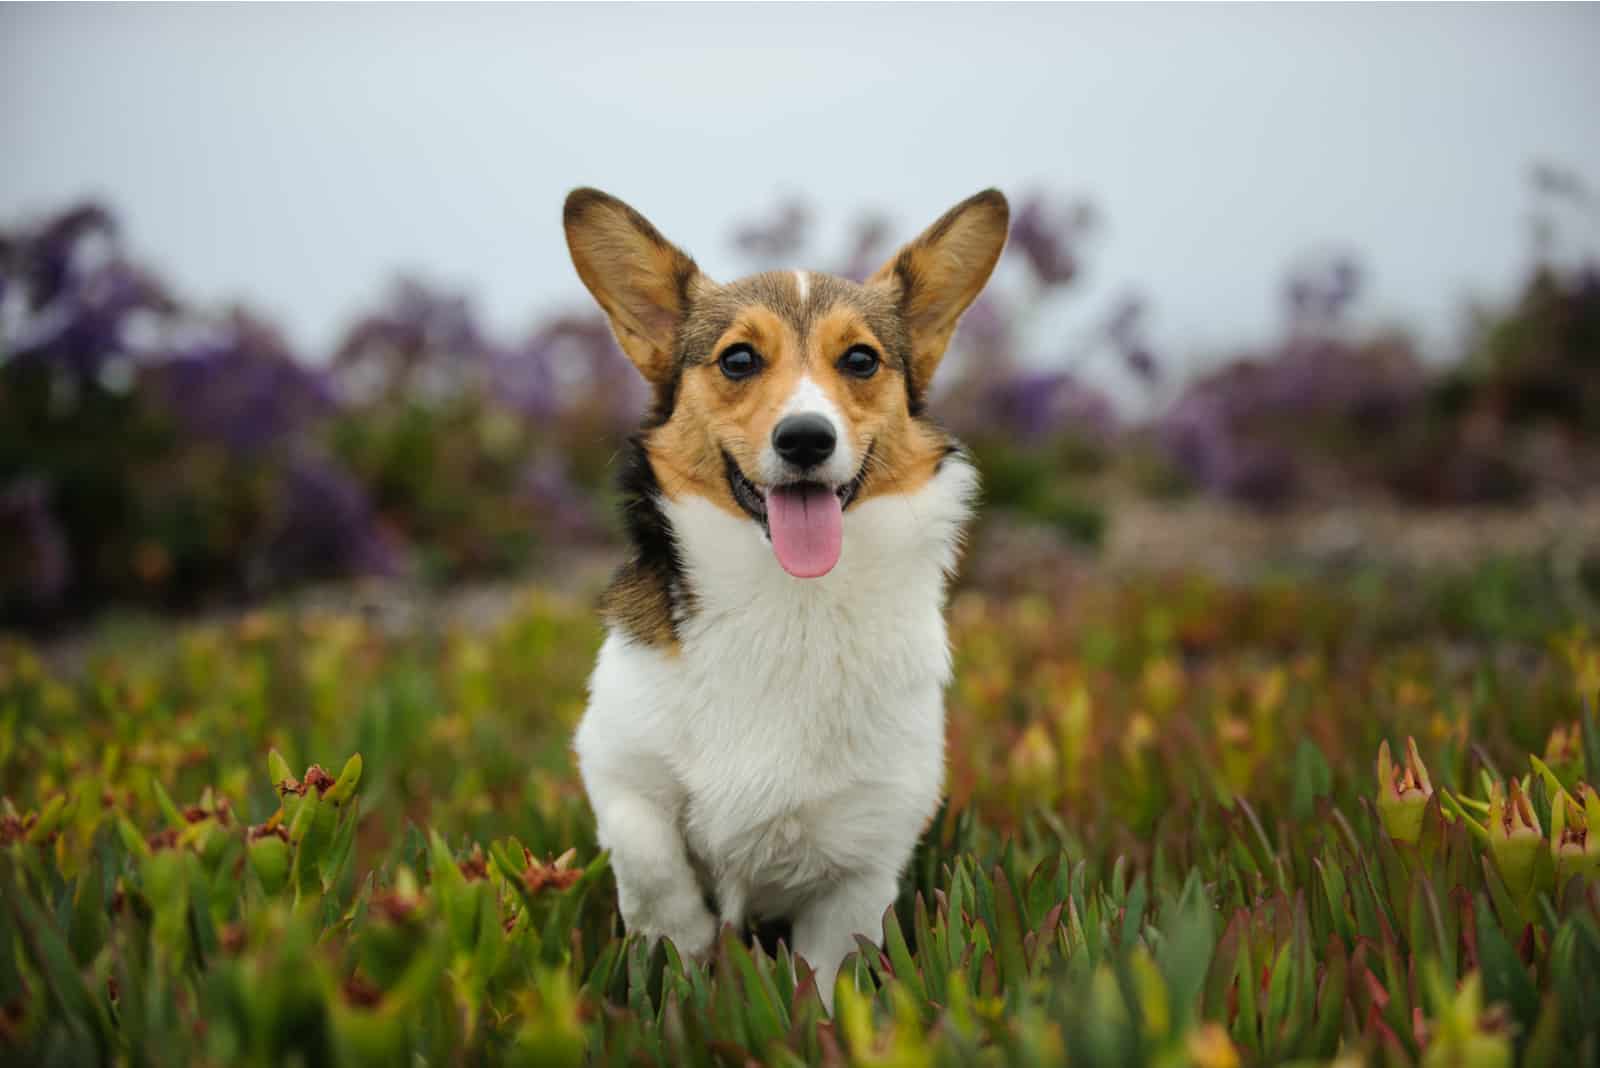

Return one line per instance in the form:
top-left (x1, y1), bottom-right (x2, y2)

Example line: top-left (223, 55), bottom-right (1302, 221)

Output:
top-left (564, 186), bottom-right (1008, 1007)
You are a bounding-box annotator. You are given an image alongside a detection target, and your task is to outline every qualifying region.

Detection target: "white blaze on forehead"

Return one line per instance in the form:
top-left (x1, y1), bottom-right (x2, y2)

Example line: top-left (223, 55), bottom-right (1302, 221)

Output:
top-left (781, 374), bottom-right (839, 422)
top-left (794, 270), bottom-right (809, 302)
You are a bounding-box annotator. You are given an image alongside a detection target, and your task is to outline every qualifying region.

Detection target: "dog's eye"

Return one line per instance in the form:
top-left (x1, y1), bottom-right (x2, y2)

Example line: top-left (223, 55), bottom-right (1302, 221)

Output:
top-left (717, 344), bottom-right (761, 380)
top-left (837, 345), bottom-right (880, 379)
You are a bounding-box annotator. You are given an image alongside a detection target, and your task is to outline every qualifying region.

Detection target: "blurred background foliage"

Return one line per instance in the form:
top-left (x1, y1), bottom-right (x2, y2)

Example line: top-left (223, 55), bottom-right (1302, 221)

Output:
top-left (2, 167), bottom-right (1598, 627)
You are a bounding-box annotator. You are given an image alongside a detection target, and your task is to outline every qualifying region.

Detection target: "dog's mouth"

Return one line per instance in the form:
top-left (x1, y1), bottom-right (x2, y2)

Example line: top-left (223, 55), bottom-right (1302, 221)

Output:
top-left (723, 446), bottom-right (872, 580)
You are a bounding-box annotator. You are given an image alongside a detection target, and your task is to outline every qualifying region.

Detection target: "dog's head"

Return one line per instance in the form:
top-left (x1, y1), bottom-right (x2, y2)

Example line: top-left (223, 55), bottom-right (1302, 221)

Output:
top-left (564, 188), bottom-right (1008, 578)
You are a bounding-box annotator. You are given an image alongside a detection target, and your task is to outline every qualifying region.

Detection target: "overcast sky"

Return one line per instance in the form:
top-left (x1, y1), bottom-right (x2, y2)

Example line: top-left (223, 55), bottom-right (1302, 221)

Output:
top-left (4, 3), bottom-right (1598, 398)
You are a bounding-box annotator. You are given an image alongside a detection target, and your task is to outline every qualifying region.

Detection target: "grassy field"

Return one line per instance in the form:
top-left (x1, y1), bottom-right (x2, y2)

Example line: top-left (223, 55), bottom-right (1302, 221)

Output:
top-left (2, 566), bottom-right (1598, 1066)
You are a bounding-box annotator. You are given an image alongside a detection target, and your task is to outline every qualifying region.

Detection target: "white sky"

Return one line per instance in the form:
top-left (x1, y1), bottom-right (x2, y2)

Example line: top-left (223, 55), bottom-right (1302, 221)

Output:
top-left (4, 3), bottom-right (1598, 400)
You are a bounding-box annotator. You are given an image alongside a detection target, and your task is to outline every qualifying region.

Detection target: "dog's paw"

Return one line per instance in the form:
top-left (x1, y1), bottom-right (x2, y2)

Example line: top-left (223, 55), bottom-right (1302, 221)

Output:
top-left (628, 891), bottom-right (717, 962)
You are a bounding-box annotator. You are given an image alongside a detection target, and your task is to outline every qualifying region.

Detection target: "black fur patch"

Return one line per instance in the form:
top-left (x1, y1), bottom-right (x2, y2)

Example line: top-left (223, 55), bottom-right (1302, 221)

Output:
top-left (645, 368), bottom-right (682, 429)
top-left (935, 435), bottom-right (966, 469)
top-left (600, 436), bottom-right (691, 647)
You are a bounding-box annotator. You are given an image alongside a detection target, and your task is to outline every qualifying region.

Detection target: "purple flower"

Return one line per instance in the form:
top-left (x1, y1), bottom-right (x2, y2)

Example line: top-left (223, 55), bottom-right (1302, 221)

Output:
top-left (1155, 321), bottom-right (1427, 507)
top-left (332, 278), bottom-right (492, 404)
top-left (15, 203), bottom-right (118, 309)
top-left (1010, 194), bottom-right (1095, 288)
top-left (488, 339), bottom-right (559, 420)
top-left (264, 456), bottom-right (399, 583)
top-left (1158, 391), bottom-right (1299, 508)
top-left (1284, 255), bottom-right (1364, 325)
top-left (955, 293), bottom-right (1012, 362)
top-left (518, 313), bottom-right (645, 429)
top-left (6, 261), bottom-right (176, 381)
top-left (980, 370), bottom-right (1118, 443)
top-left (522, 456), bottom-right (600, 542)
top-left (1159, 390), bottom-right (1232, 484)
top-left (1105, 294), bottom-right (1161, 384)
top-left (1, 202), bottom-right (181, 382)
top-left (147, 314), bottom-right (336, 454)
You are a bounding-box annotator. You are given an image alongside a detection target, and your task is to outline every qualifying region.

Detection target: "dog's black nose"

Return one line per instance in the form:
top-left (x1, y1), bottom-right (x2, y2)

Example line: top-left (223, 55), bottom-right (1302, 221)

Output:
top-left (772, 413), bottom-right (836, 469)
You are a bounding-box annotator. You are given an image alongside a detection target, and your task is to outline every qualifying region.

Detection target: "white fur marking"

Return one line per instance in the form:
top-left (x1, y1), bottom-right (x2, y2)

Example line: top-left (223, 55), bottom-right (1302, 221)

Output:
top-left (576, 457), bottom-right (978, 1005)
top-left (794, 270), bottom-right (809, 302)
top-left (760, 375), bottom-right (857, 486)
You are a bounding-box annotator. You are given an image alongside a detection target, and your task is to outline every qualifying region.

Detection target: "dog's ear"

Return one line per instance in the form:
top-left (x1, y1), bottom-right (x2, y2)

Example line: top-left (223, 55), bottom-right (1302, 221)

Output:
top-left (870, 189), bottom-right (1009, 399)
top-left (564, 188), bottom-right (707, 385)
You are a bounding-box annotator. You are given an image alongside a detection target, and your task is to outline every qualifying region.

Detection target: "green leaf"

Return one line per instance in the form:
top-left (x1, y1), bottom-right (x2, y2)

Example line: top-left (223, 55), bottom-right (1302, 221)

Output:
top-left (268, 748), bottom-right (294, 790)
top-left (1580, 691), bottom-right (1600, 784)
top-left (1290, 739), bottom-right (1333, 821)
top-left (728, 935), bottom-right (787, 1050)
top-left (150, 777), bottom-right (185, 830)
top-left (914, 891), bottom-right (948, 1007)
top-left (882, 902), bottom-right (927, 1009)
top-left (2, 858), bottom-right (113, 1059)
top-left (68, 869), bottom-right (107, 966)
top-left (1474, 894), bottom-right (1538, 1032)
top-left (1309, 933), bottom-right (1347, 1058)
top-left (248, 830), bottom-right (290, 896)
top-left (323, 752), bottom-right (364, 805)
top-left (1232, 917), bottom-right (1259, 1054)
top-left (992, 865), bottom-right (1029, 987)
top-left (1155, 873), bottom-right (1215, 1036)
top-left (1523, 993), bottom-right (1564, 1068)
top-left (319, 796), bottom-right (361, 897)
top-left (1119, 876), bottom-right (1148, 955)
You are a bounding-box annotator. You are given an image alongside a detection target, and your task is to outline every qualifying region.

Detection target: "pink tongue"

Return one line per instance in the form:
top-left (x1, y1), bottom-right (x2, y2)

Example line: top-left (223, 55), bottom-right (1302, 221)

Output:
top-left (765, 484), bottom-right (843, 578)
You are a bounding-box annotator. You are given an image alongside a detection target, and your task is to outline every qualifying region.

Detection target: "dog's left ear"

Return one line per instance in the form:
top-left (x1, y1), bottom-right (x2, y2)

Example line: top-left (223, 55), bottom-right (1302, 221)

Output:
top-left (564, 188), bottom-right (707, 387)
top-left (870, 189), bottom-right (1009, 403)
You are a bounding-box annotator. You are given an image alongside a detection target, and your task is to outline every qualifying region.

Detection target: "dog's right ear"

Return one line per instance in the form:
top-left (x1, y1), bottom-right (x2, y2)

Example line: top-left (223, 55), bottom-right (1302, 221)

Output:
top-left (564, 188), bottom-right (706, 386)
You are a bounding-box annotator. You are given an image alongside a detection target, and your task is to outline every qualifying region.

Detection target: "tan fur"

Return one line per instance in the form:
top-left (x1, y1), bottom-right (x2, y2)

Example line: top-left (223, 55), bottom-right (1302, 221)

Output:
top-left (599, 562), bottom-right (681, 653)
top-left (648, 297), bottom-right (950, 513)
top-left (564, 189), bottom-right (706, 390)
top-left (869, 189), bottom-right (1010, 400)
top-left (563, 187), bottom-right (1008, 643)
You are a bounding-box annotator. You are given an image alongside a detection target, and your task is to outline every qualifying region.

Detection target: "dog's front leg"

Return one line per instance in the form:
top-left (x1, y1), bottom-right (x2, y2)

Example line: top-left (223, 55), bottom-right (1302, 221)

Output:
top-left (792, 869), bottom-right (898, 1011)
top-left (595, 792), bottom-right (717, 959)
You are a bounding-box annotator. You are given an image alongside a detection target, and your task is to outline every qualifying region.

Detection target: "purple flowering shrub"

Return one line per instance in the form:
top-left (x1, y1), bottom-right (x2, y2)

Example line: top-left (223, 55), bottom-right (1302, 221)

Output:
top-left (1156, 262), bottom-right (1433, 509)
top-left (1160, 255), bottom-right (1600, 510)
top-left (1161, 168), bottom-right (1600, 509)
top-left (0, 206), bottom-right (613, 622)
top-left (324, 282), bottom-right (621, 581)
top-left (3, 172), bottom-right (1595, 622)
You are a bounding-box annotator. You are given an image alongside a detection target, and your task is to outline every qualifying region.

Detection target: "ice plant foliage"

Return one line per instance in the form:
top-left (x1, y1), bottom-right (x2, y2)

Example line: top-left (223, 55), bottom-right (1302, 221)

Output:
top-left (1377, 738), bottom-right (1435, 845)
top-left (1, 575), bottom-right (1598, 1064)
top-left (1550, 785), bottom-right (1600, 885)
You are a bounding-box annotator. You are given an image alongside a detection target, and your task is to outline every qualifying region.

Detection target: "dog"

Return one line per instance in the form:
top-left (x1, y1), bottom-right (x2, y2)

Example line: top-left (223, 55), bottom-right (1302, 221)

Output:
top-left (564, 186), bottom-right (1008, 1007)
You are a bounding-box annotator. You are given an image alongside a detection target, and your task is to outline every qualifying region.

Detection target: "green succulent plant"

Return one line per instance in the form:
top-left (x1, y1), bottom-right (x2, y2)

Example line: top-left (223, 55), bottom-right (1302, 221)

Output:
top-left (2, 576), bottom-right (1598, 1064)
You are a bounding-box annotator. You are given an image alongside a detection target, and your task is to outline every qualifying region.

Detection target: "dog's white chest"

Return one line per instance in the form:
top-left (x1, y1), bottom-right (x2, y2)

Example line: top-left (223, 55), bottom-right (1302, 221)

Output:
top-left (669, 599), bottom-right (950, 914)
top-left (577, 459), bottom-right (976, 922)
